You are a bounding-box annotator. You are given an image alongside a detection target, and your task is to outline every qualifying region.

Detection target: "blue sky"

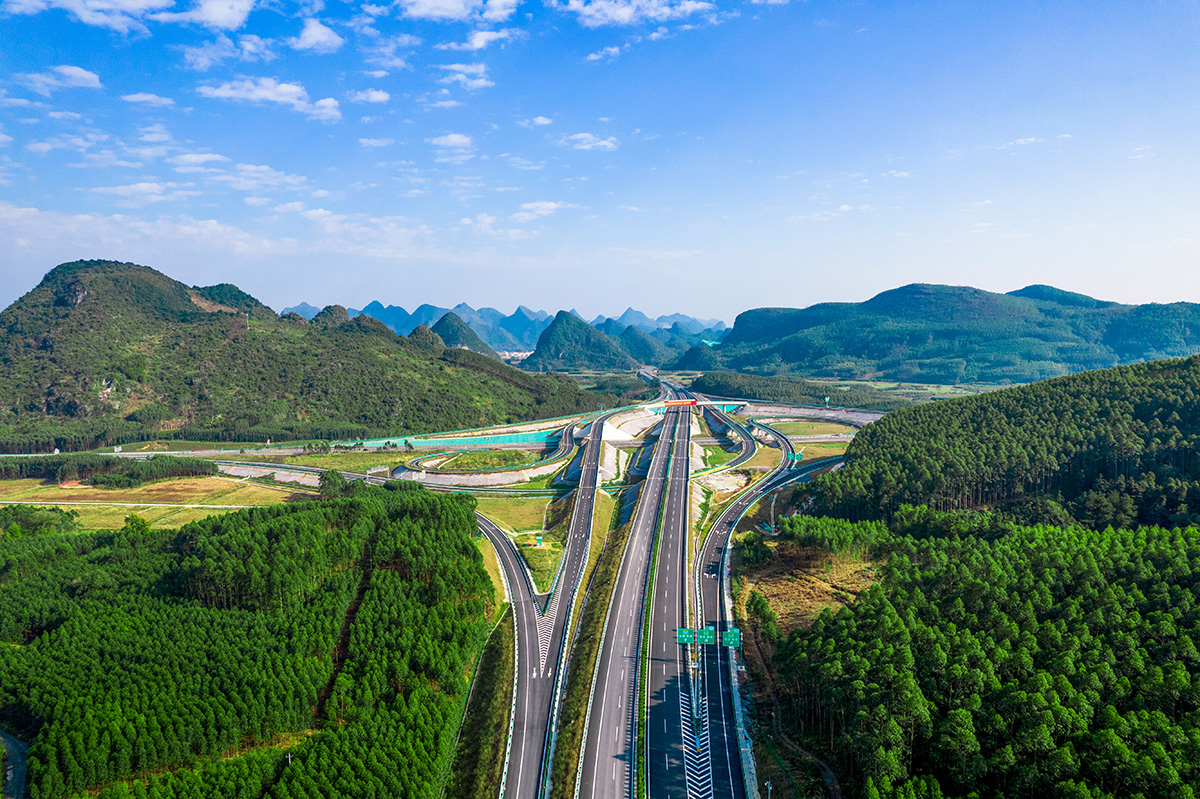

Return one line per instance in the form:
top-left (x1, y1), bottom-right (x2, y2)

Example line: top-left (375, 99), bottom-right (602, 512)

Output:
top-left (1, 1), bottom-right (1197, 323)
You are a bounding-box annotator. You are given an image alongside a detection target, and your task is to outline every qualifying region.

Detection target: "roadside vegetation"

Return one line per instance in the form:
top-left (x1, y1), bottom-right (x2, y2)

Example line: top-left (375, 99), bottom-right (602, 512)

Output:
top-left (441, 448), bottom-right (547, 471)
top-left (446, 605), bottom-right (516, 799)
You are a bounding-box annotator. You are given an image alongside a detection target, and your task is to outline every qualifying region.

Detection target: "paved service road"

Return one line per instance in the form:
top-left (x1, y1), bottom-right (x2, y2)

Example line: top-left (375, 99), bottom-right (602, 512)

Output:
top-left (1, 729), bottom-right (28, 799)
top-left (578, 401), bottom-right (679, 799)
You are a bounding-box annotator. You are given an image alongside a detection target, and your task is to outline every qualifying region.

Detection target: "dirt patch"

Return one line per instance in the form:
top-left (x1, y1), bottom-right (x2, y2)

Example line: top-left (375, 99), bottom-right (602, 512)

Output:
top-left (743, 541), bottom-right (874, 634)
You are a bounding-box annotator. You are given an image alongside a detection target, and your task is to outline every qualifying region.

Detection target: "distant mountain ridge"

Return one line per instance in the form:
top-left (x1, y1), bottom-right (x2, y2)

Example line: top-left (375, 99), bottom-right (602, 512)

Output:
top-left (281, 298), bottom-right (726, 354)
top-left (686, 282), bottom-right (1200, 384)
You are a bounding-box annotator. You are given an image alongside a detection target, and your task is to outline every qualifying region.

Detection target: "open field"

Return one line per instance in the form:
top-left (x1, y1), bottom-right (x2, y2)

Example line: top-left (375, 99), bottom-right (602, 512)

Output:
top-left (442, 448), bottom-right (546, 470)
top-left (737, 539), bottom-right (875, 635)
top-left (0, 476), bottom-right (307, 530)
top-left (475, 537), bottom-right (505, 599)
top-left (700, 444), bottom-right (738, 469)
top-left (474, 495), bottom-right (553, 533)
top-left (513, 533), bottom-right (563, 592)
top-left (281, 452), bottom-right (415, 473)
top-left (99, 440), bottom-right (321, 453)
top-left (744, 443), bottom-right (785, 471)
top-left (792, 441), bottom-right (849, 461)
top-left (769, 421), bottom-right (855, 436)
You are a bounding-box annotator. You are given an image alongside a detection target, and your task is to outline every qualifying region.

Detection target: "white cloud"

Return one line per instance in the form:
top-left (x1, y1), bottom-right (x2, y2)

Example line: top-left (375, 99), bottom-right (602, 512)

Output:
top-left (530, 115), bottom-right (552, 126)
top-left (461, 212), bottom-right (537, 239)
top-left (89, 181), bottom-right (199, 205)
top-left (168, 152), bottom-right (230, 172)
top-left (363, 34), bottom-right (422, 69)
top-left (562, 132), bottom-right (619, 151)
top-left (48, 111), bottom-right (82, 120)
top-left (506, 155), bottom-right (543, 170)
top-left (152, 0), bottom-right (257, 30)
top-left (2, 0), bottom-right (172, 32)
top-left (179, 35), bottom-right (276, 70)
top-left (511, 200), bottom-right (578, 222)
top-left (68, 150), bottom-right (143, 168)
top-left (553, 0), bottom-right (713, 27)
top-left (586, 45), bottom-right (621, 61)
top-left (198, 77), bottom-right (341, 121)
top-left (123, 92), bottom-right (175, 107)
top-left (437, 63), bottom-right (494, 90)
top-left (244, 196), bottom-right (271, 206)
top-left (0, 90), bottom-right (42, 108)
top-left (26, 132), bottom-right (108, 154)
top-left (289, 18), bottom-right (345, 53)
top-left (436, 28), bottom-right (519, 50)
top-left (0, 131), bottom-right (12, 147)
top-left (347, 88), bottom-right (390, 103)
top-left (482, 0), bottom-right (516, 20)
top-left (138, 123), bottom-right (173, 143)
top-left (399, 0), bottom-right (476, 20)
top-left (883, 169), bottom-right (909, 178)
top-left (998, 136), bottom-right (1042, 150)
top-left (428, 132), bottom-right (474, 163)
top-left (212, 162), bottom-right (309, 192)
top-left (429, 133), bottom-right (472, 148)
top-left (359, 137), bottom-right (394, 147)
top-left (19, 65), bottom-right (102, 96)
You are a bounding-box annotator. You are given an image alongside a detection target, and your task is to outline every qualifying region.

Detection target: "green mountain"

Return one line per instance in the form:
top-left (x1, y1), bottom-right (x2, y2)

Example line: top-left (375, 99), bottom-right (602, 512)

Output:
top-left (617, 324), bottom-right (675, 366)
top-left (812, 354), bottom-right (1200, 527)
top-left (690, 372), bottom-right (911, 411)
top-left (0, 260), bottom-right (619, 451)
top-left (692, 282), bottom-right (1200, 384)
top-left (521, 310), bottom-right (636, 371)
top-left (431, 312), bottom-right (500, 359)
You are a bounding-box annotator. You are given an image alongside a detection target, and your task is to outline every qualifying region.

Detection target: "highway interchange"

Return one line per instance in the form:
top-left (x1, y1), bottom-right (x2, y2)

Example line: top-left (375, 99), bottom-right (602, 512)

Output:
top-left (112, 387), bottom-right (847, 799)
top-left (471, 384), bottom-right (843, 799)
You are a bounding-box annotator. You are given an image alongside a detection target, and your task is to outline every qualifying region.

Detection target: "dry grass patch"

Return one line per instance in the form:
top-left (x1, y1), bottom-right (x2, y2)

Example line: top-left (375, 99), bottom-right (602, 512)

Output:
top-left (740, 540), bottom-right (874, 634)
top-left (770, 421), bottom-right (855, 436)
top-left (475, 495), bottom-right (553, 533)
top-left (0, 477), bottom-right (307, 531)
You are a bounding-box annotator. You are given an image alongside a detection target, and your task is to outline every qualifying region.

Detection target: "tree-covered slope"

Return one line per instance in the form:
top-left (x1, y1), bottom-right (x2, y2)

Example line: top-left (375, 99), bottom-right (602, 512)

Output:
top-left (0, 484), bottom-right (494, 799)
top-left (617, 324), bottom-right (675, 367)
top-left (0, 261), bottom-right (618, 451)
top-left (431, 312), bottom-right (500, 359)
top-left (772, 516), bottom-right (1200, 799)
top-left (521, 310), bottom-right (636, 371)
top-left (690, 371), bottom-right (912, 411)
top-left (699, 283), bottom-right (1200, 384)
top-left (812, 355), bottom-right (1200, 527)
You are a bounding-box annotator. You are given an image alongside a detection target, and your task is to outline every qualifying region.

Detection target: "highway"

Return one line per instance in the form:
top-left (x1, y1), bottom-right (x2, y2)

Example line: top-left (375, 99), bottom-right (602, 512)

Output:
top-left (645, 406), bottom-right (695, 799)
top-left (576, 402), bottom-right (680, 799)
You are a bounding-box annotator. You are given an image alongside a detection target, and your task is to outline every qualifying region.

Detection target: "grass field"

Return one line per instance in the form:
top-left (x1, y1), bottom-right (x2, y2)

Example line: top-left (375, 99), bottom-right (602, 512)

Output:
top-left (474, 495), bottom-right (553, 533)
top-left (475, 537), bottom-right (505, 599)
top-left (513, 534), bottom-right (563, 592)
top-left (700, 445), bottom-right (739, 469)
top-left (0, 476), bottom-right (307, 531)
top-left (744, 444), bottom-right (784, 472)
top-left (769, 421), bottom-right (855, 436)
top-left (442, 449), bottom-right (546, 470)
top-left (282, 452), bottom-right (414, 473)
top-left (100, 440), bottom-right (321, 453)
top-left (792, 441), bottom-right (849, 461)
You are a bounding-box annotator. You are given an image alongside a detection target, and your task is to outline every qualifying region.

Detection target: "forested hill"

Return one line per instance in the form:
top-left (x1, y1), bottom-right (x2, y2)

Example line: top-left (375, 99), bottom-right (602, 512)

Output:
top-left (683, 282), bottom-right (1200, 383)
top-left (690, 371), bottom-right (912, 411)
top-left (813, 355), bottom-right (1200, 527)
top-left (0, 261), bottom-right (619, 452)
top-left (0, 483), bottom-right (495, 799)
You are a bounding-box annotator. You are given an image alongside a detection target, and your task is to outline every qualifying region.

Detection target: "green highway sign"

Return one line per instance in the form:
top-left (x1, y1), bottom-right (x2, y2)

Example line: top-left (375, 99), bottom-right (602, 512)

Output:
top-left (676, 628), bottom-right (696, 645)
top-left (698, 626), bottom-right (717, 645)
top-left (722, 628), bottom-right (742, 647)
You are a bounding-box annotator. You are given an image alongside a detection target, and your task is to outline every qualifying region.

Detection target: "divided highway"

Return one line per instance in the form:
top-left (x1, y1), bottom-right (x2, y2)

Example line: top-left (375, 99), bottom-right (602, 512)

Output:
top-left (577, 405), bottom-right (679, 799)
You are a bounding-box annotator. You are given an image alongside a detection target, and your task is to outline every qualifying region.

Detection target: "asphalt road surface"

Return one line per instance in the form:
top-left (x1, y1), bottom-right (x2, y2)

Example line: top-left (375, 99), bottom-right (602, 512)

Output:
top-left (578, 405), bottom-right (679, 799)
top-left (645, 407), bottom-right (695, 799)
